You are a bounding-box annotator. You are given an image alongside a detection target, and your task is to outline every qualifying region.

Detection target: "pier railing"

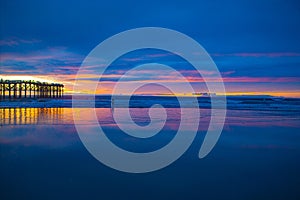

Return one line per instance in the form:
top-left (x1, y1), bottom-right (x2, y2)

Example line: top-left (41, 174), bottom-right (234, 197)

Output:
top-left (0, 80), bottom-right (64, 100)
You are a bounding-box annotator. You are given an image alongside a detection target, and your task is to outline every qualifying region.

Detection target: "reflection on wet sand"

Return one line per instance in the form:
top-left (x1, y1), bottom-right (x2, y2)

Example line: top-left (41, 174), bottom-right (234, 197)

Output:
top-left (1, 107), bottom-right (299, 128)
top-left (0, 108), bottom-right (64, 125)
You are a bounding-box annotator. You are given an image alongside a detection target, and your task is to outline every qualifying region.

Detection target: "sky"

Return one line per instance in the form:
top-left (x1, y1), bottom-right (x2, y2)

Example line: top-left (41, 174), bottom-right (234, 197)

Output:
top-left (0, 0), bottom-right (300, 97)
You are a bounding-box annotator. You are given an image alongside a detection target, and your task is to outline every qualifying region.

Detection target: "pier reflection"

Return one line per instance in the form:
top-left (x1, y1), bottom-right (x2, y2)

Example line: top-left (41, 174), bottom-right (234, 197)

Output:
top-left (0, 107), bottom-right (64, 125)
top-left (1, 107), bottom-right (298, 128)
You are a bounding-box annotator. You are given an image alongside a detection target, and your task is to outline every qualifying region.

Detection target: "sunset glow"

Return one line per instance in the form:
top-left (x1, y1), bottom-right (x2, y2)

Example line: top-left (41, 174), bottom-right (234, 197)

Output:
top-left (0, 1), bottom-right (299, 98)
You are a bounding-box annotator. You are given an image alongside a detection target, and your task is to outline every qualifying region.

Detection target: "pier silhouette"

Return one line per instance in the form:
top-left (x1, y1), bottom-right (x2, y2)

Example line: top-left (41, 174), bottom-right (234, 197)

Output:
top-left (0, 79), bottom-right (64, 100)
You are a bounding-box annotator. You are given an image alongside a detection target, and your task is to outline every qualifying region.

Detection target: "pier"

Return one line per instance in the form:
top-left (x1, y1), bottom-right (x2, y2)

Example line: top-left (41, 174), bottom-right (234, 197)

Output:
top-left (0, 80), bottom-right (64, 100)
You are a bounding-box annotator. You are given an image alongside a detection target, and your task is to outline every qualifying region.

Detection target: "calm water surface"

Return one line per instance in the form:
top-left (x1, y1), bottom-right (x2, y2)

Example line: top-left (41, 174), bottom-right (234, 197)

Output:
top-left (0, 108), bottom-right (300, 199)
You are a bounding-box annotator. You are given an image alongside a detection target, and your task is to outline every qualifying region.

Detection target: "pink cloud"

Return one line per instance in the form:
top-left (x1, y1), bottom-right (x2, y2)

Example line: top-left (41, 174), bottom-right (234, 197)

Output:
top-left (221, 77), bottom-right (300, 83)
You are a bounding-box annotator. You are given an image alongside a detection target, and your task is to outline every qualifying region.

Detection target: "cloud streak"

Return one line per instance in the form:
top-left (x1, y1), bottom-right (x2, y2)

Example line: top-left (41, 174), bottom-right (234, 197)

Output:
top-left (212, 52), bottom-right (300, 57)
top-left (1, 40), bottom-right (299, 97)
top-left (0, 37), bottom-right (41, 46)
top-left (0, 47), bottom-right (84, 75)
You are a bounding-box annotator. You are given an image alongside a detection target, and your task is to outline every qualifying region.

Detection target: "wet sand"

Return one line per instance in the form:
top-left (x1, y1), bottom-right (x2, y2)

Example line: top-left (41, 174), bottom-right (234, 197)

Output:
top-left (0, 108), bottom-right (300, 199)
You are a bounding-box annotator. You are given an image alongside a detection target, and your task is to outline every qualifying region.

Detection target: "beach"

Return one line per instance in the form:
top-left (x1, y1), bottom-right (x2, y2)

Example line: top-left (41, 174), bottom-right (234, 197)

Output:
top-left (1, 96), bottom-right (300, 199)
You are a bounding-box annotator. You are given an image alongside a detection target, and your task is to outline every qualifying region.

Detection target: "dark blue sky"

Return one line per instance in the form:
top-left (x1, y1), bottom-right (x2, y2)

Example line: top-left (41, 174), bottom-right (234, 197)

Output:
top-left (2, 0), bottom-right (300, 52)
top-left (1, 0), bottom-right (300, 96)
